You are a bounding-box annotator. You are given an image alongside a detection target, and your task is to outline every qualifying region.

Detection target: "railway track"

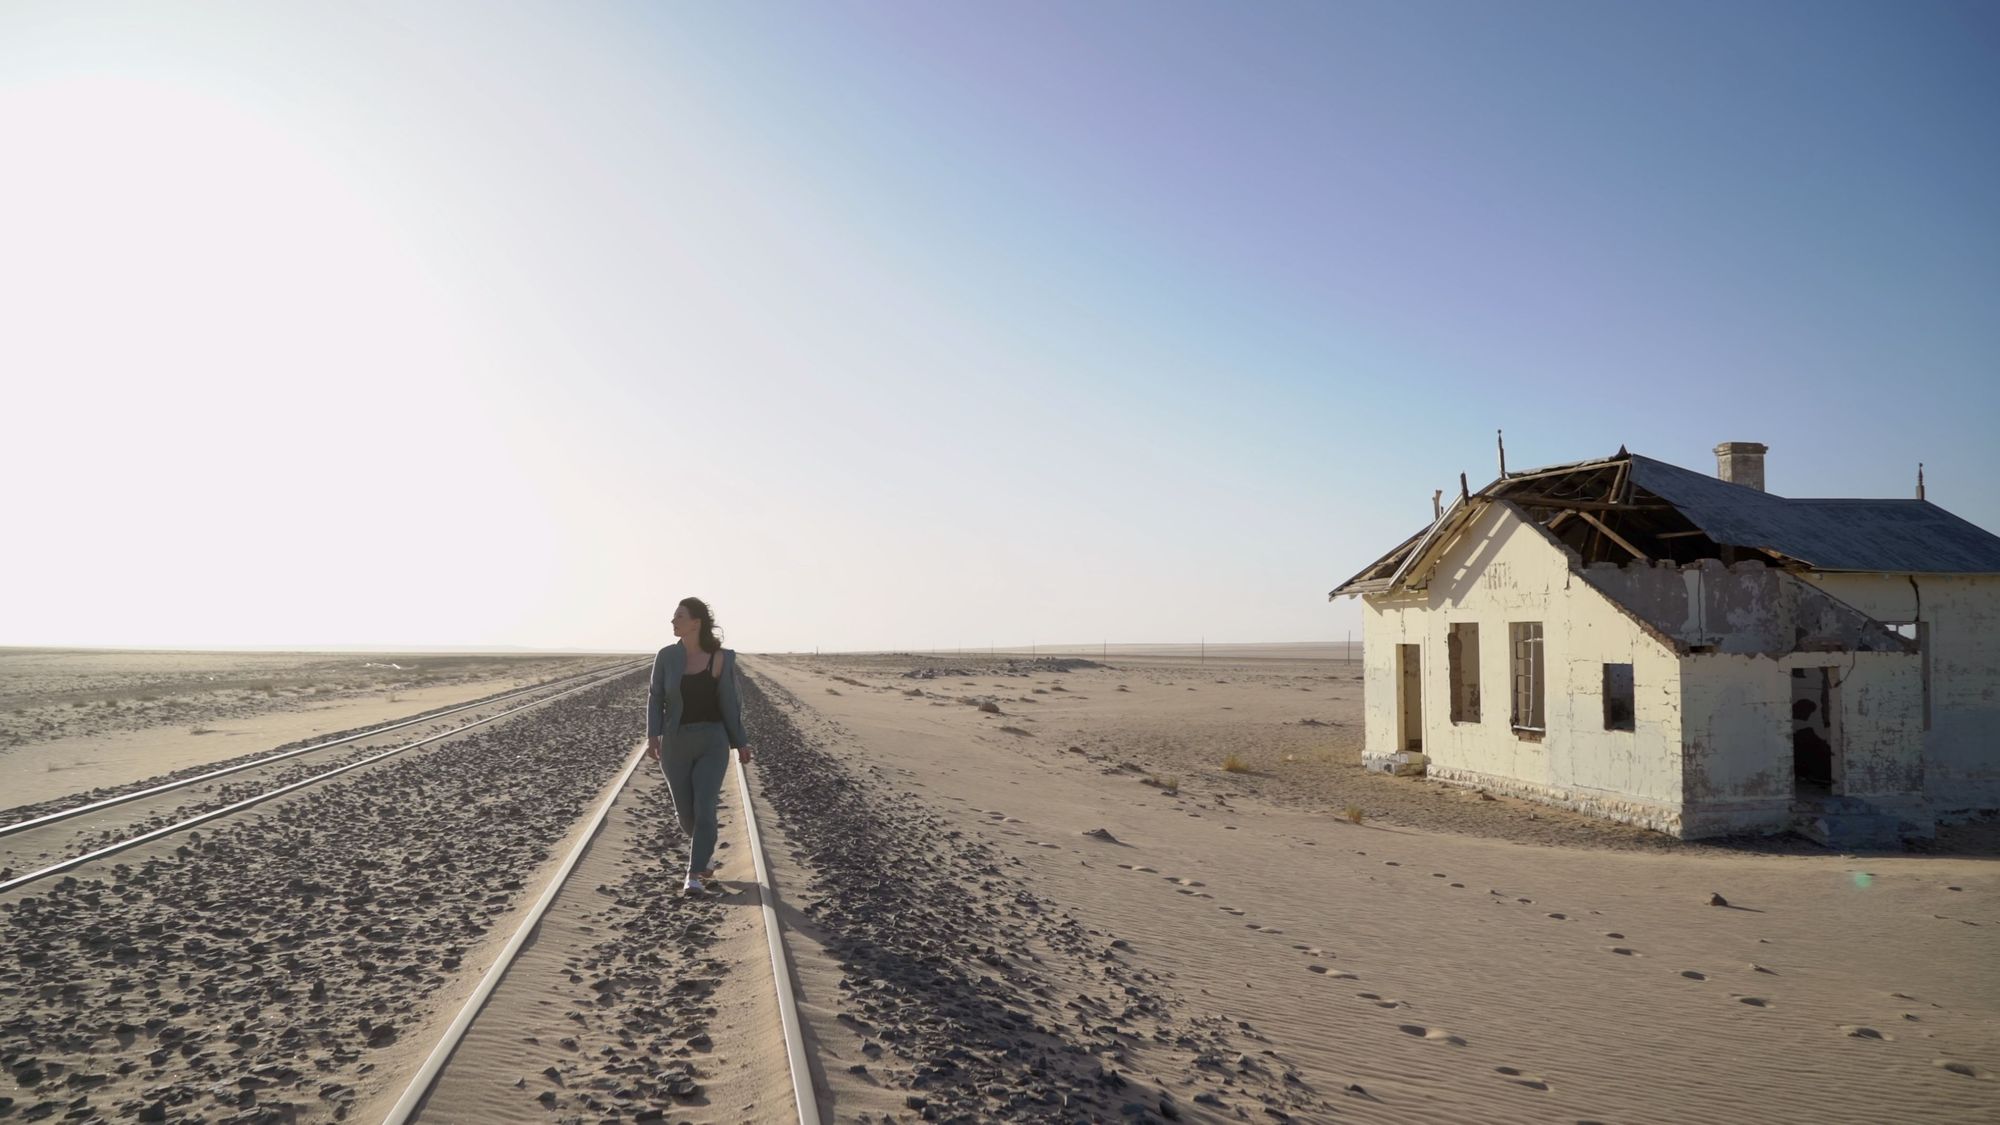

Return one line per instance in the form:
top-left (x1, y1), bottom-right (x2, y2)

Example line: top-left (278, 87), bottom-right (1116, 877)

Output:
top-left (384, 738), bottom-right (818, 1125)
top-left (0, 662), bottom-right (820, 1124)
top-left (0, 660), bottom-right (647, 895)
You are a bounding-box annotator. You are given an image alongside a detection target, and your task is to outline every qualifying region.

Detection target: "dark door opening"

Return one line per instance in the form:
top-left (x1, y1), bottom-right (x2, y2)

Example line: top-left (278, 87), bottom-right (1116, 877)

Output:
top-left (1398, 643), bottom-right (1423, 752)
top-left (1791, 667), bottom-right (1838, 794)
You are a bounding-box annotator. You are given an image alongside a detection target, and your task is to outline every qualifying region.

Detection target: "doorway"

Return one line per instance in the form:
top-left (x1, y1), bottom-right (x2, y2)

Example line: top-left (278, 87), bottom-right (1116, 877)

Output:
top-left (1791, 666), bottom-right (1840, 794)
top-left (1398, 643), bottom-right (1424, 752)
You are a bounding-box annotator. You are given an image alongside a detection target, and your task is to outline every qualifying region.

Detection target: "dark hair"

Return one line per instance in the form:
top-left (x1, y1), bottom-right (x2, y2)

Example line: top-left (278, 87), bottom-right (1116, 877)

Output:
top-left (680, 597), bottom-right (723, 654)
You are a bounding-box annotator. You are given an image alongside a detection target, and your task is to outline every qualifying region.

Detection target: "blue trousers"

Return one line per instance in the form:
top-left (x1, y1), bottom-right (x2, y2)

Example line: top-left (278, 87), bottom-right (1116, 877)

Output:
top-left (661, 722), bottom-right (730, 875)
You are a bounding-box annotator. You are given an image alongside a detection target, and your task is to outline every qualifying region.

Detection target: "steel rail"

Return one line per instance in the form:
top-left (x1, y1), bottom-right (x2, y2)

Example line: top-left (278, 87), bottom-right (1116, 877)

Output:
top-left (0, 666), bottom-right (643, 896)
top-left (0, 659), bottom-right (645, 839)
top-left (381, 740), bottom-right (651, 1124)
top-left (735, 751), bottom-right (822, 1123)
top-left (383, 731), bottom-right (819, 1124)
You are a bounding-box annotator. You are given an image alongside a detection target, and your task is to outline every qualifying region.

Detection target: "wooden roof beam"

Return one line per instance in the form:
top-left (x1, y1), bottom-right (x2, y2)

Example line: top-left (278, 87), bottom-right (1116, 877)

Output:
top-left (1572, 510), bottom-right (1648, 561)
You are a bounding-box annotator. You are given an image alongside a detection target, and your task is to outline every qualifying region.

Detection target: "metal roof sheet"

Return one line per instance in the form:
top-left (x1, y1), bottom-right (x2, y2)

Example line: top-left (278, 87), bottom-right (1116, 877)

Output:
top-left (1627, 455), bottom-right (2000, 573)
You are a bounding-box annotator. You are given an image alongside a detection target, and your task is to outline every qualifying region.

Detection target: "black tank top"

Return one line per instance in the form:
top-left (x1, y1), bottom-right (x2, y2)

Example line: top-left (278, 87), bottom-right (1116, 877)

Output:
top-left (681, 661), bottom-right (723, 724)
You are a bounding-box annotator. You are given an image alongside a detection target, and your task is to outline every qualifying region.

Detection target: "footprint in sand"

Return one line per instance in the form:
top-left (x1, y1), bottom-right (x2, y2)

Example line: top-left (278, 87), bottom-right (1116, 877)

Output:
top-left (1607, 947), bottom-right (1640, 957)
top-left (1840, 1026), bottom-right (1890, 1040)
top-left (1605, 932), bottom-right (1624, 939)
top-left (1517, 897), bottom-right (1534, 904)
top-left (1166, 876), bottom-right (1206, 887)
top-left (1032, 841), bottom-right (1060, 849)
top-left (1546, 913), bottom-right (1568, 921)
top-left (1384, 861), bottom-right (1401, 867)
top-left (1117, 863), bottom-right (1135, 870)
top-left (1431, 873), bottom-right (1447, 878)
top-left (1736, 996), bottom-right (1773, 1008)
top-left (1133, 865), bottom-right (1159, 873)
top-left (1935, 1059), bottom-right (1993, 1080)
top-left (1308, 965), bottom-right (1358, 979)
top-left (1357, 992), bottom-right (1404, 1009)
top-left (1254, 925), bottom-right (1283, 934)
top-left (1398, 1024), bottom-right (1467, 1046)
top-left (1448, 882), bottom-right (1465, 888)
top-left (1679, 970), bottom-right (1707, 980)
top-left (1495, 1066), bottom-right (1550, 1091)
top-left (1221, 907), bottom-right (1247, 916)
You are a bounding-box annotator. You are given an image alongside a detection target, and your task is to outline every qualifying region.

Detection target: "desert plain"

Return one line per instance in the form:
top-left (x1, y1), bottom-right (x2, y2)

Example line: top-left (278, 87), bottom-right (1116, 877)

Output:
top-left (0, 646), bottom-right (1994, 1124)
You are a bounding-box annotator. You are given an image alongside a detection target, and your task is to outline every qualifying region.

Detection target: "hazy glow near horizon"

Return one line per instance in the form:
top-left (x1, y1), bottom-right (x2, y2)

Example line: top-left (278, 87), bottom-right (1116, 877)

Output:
top-left (3, 3), bottom-right (1996, 653)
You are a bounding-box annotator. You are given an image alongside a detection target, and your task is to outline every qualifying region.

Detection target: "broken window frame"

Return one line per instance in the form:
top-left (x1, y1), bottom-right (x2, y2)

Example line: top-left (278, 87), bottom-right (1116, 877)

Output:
top-left (1510, 621), bottom-right (1545, 734)
top-left (1447, 622), bottom-right (1481, 724)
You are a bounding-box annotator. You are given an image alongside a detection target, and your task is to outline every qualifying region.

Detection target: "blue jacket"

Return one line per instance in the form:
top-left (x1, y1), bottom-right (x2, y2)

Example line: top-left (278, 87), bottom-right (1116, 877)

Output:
top-left (647, 644), bottom-right (747, 748)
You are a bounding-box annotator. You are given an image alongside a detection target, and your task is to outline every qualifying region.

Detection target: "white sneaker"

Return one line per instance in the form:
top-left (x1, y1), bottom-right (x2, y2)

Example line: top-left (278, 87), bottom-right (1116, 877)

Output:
top-left (683, 876), bottom-right (704, 893)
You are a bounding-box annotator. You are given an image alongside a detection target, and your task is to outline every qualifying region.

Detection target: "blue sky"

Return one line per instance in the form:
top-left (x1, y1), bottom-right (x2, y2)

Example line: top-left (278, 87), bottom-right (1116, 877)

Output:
top-left (2, 2), bottom-right (1995, 651)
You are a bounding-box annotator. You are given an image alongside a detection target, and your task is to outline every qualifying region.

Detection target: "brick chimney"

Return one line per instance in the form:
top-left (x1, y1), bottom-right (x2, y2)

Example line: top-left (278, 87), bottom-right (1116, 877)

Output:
top-left (1714, 441), bottom-right (1768, 492)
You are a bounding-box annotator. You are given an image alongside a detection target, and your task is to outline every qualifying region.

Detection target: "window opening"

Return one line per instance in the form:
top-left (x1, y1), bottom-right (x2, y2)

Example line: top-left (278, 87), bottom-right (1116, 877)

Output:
top-left (1602, 663), bottom-right (1634, 730)
top-left (1510, 622), bottom-right (1544, 732)
top-left (1448, 623), bottom-right (1481, 723)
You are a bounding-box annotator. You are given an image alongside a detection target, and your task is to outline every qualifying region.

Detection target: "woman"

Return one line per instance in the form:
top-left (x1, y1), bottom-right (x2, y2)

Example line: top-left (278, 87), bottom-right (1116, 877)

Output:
top-left (646, 597), bottom-right (752, 893)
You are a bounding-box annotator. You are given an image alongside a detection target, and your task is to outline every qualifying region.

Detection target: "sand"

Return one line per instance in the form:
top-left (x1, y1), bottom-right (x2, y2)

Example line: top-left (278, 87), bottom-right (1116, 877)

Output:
top-left (1, 648), bottom-right (1993, 1124)
top-left (749, 652), bottom-right (2000, 1124)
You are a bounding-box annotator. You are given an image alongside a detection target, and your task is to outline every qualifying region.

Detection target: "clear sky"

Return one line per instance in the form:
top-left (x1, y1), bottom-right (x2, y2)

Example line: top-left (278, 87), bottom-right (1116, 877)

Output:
top-left (3, 2), bottom-right (1995, 653)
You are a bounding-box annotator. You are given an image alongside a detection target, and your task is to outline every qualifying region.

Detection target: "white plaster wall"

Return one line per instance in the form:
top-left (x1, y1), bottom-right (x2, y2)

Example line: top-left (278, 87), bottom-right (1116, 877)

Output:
top-left (1675, 654), bottom-right (1793, 837)
top-left (1826, 652), bottom-right (1925, 798)
top-left (1802, 573), bottom-right (2000, 811)
top-left (1677, 650), bottom-right (1923, 836)
top-left (1359, 598), bottom-right (1420, 768)
top-left (1360, 503), bottom-right (1685, 827)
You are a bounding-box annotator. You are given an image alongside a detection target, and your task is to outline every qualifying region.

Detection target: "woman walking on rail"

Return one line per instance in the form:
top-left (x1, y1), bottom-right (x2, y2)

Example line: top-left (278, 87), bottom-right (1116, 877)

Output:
top-left (646, 597), bottom-right (751, 894)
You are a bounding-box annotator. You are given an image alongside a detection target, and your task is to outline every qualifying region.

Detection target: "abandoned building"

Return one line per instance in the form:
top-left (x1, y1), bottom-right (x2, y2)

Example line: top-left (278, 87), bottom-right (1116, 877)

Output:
top-left (1329, 443), bottom-right (2000, 846)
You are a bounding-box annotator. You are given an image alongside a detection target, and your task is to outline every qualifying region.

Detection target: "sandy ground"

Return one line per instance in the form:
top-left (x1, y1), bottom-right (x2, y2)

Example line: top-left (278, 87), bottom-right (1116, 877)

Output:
top-left (2, 648), bottom-right (1992, 1124)
top-left (0, 650), bottom-right (621, 809)
top-left (752, 652), bottom-right (2000, 1124)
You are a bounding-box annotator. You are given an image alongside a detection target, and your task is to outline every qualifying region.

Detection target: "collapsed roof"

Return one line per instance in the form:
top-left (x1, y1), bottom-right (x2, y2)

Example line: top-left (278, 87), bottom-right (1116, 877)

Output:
top-left (1332, 449), bottom-right (2000, 598)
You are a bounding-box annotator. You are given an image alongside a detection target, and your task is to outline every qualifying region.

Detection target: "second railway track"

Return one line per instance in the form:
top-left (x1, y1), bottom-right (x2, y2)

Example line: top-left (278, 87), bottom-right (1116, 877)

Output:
top-left (0, 661), bottom-right (645, 894)
top-left (0, 667), bottom-right (670, 1124)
